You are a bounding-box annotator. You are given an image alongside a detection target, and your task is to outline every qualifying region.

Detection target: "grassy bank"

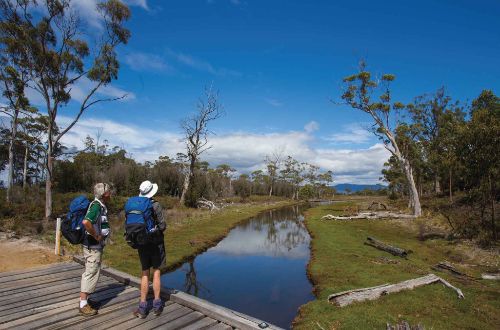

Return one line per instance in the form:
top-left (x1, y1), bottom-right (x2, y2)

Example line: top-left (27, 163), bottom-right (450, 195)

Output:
top-left (294, 202), bottom-right (500, 329)
top-left (101, 199), bottom-right (298, 277)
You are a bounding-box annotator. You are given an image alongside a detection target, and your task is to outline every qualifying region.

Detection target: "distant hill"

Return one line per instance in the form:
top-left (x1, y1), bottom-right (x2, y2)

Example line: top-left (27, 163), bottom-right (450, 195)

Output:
top-left (333, 183), bottom-right (387, 194)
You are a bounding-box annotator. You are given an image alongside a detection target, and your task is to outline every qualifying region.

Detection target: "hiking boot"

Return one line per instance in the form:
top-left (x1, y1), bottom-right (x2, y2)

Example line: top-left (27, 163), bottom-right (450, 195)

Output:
top-left (87, 298), bottom-right (101, 310)
top-left (152, 299), bottom-right (164, 316)
top-left (79, 303), bottom-right (97, 316)
top-left (133, 301), bottom-right (148, 319)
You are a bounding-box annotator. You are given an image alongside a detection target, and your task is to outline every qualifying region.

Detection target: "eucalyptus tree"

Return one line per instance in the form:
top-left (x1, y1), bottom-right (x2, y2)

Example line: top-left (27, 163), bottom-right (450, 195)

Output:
top-left (0, 0), bottom-right (131, 223)
top-left (265, 148), bottom-right (283, 197)
top-left (407, 88), bottom-right (464, 198)
top-left (340, 62), bottom-right (422, 216)
top-left (0, 48), bottom-right (36, 202)
top-left (280, 156), bottom-right (306, 200)
top-left (180, 85), bottom-right (223, 206)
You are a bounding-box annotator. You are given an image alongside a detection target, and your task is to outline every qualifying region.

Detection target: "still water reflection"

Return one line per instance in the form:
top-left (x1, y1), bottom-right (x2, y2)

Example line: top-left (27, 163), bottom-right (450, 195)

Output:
top-left (161, 205), bottom-right (314, 329)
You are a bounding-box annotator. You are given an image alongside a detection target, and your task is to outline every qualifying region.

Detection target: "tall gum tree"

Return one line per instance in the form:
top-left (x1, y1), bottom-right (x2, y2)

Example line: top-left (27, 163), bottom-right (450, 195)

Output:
top-left (339, 63), bottom-right (422, 216)
top-left (0, 0), bottom-right (131, 225)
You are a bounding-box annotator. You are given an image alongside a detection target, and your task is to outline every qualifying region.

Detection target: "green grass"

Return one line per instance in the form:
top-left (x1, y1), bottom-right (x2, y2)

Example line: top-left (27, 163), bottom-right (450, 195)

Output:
top-left (101, 200), bottom-right (298, 277)
top-left (293, 202), bottom-right (500, 329)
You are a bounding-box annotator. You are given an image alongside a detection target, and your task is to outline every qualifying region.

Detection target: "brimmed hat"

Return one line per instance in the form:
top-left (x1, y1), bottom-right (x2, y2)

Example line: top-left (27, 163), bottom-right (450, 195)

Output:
top-left (139, 180), bottom-right (158, 198)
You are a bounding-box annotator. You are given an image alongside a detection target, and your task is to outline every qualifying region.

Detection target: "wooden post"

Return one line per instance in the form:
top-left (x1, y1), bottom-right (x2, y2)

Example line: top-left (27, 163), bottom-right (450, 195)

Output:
top-left (55, 217), bottom-right (61, 255)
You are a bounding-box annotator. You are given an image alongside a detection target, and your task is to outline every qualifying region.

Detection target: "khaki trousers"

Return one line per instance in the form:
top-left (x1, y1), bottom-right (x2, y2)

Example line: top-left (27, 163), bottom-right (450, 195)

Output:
top-left (80, 247), bottom-right (102, 293)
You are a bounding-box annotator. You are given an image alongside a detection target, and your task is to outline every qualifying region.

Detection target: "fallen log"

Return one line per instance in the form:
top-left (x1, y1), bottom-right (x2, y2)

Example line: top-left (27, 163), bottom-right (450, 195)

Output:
top-left (432, 261), bottom-right (469, 278)
top-left (321, 211), bottom-right (416, 221)
top-left (481, 273), bottom-right (500, 280)
top-left (328, 273), bottom-right (464, 307)
top-left (364, 237), bottom-right (410, 258)
top-left (368, 201), bottom-right (388, 210)
top-left (196, 198), bottom-right (219, 211)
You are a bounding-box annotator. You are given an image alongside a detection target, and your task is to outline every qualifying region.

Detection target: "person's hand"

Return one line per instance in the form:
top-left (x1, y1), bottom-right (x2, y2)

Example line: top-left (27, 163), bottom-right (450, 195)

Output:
top-left (94, 234), bottom-right (104, 242)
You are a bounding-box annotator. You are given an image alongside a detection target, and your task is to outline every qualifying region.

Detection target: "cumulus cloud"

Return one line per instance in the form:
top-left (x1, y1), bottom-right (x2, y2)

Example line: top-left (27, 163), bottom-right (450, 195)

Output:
top-left (59, 117), bottom-right (389, 184)
top-left (326, 122), bottom-right (373, 144)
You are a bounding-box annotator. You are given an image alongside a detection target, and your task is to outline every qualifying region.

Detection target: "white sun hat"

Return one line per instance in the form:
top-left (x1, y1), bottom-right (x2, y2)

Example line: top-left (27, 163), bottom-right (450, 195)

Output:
top-left (139, 180), bottom-right (158, 198)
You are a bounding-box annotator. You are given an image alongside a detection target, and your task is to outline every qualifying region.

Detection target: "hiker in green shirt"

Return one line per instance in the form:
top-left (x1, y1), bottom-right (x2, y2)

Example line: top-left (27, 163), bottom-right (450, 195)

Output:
top-left (79, 183), bottom-right (111, 316)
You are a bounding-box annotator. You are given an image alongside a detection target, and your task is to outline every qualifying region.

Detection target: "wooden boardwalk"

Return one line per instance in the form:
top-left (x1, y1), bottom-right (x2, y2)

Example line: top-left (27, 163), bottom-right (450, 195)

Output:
top-left (0, 261), bottom-right (283, 330)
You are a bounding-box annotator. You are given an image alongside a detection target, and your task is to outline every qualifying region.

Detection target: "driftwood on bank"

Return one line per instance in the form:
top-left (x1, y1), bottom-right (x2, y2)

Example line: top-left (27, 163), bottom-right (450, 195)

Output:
top-left (328, 274), bottom-right (464, 307)
top-left (368, 201), bottom-right (388, 210)
top-left (386, 321), bottom-right (424, 330)
top-left (432, 261), bottom-right (470, 278)
top-left (481, 273), bottom-right (500, 280)
top-left (321, 211), bottom-right (416, 221)
top-left (196, 198), bottom-right (219, 211)
top-left (364, 237), bottom-right (410, 258)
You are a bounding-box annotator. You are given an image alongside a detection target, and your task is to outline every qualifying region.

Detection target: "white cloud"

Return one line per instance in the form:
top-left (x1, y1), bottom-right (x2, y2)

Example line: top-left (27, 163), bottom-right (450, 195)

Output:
top-left (69, 77), bottom-right (136, 104)
top-left (326, 122), bottom-right (373, 144)
top-left (125, 52), bottom-right (172, 72)
top-left (58, 117), bottom-right (389, 184)
top-left (124, 0), bottom-right (149, 10)
top-left (304, 121), bottom-right (319, 133)
top-left (166, 49), bottom-right (241, 77)
top-left (70, 0), bottom-right (150, 28)
top-left (265, 98), bottom-right (283, 107)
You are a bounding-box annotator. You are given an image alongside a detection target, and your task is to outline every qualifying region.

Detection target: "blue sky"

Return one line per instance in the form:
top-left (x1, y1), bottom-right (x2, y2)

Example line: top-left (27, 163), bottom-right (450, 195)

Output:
top-left (14, 0), bottom-right (500, 184)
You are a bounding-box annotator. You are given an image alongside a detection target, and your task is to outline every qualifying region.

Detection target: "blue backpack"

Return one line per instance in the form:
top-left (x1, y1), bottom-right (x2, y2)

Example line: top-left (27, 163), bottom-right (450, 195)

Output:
top-left (61, 196), bottom-right (90, 245)
top-left (124, 196), bottom-right (156, 248)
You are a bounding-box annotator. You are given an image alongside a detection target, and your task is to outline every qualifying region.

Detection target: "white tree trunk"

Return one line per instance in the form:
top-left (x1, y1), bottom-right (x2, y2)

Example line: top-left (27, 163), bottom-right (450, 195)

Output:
top-left (6, 111), bottom-right (18, 203)
top-left (45, 153), bottom-right (53, 225)
top-left (386, 131), bottom-right (422, 217)
top-left (22, 143), bottom-right (28, 189)
top-left (180, 160), bottom-right (195, 206)
top-left (403, 161), bottom-right (422, 216)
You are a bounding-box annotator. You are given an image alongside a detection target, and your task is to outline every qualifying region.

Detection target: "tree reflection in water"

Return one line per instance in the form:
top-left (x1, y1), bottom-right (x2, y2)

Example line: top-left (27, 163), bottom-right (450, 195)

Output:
top-left (260, 204), bottom-right (308, 255)
top-left (181, 260), bottom-right (211, 297)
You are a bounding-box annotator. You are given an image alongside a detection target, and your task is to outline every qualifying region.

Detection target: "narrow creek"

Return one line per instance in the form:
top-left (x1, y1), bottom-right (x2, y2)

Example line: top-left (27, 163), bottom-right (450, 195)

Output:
top-left (161, 204), bottom-right (314, 329)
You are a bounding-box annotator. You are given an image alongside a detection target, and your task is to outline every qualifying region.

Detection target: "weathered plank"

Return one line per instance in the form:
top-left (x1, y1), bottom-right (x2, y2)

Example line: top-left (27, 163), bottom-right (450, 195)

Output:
top-left (0, 262), bottom-right (76, 279)
top-left (182, 316), bottom-right (218, 330)
top-left (170, 291), bottom-right (282, 330)
top-left (43, 299), bottom-right (141, 330)
top-left (156, 311), bottom-right (205, 330)
top-left (0, 286), bottom-right (135, 328)
top-left (0, 282), bottom-right (123, 317)
top-left (0, 263), bottom-right (80, 284)
top-left (0, 269), bottom-right (83, 291)
top-left (128, 305), bottom-right (195, 330)
top-left (0, 276), bottom-right (115, 309)
top-left (207, 322), bottom-right (233, 330)
top-left (0, 274), bottom-right (83, 297)
top-left (112, 304), bottom-right (193, 330)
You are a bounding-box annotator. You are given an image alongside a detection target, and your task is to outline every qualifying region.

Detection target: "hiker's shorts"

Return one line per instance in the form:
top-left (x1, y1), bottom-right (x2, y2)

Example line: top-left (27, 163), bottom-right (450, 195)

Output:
top-left (81, 247), bottom-right (102, 293)
top-left (138, 242), bottom-right (166, 271)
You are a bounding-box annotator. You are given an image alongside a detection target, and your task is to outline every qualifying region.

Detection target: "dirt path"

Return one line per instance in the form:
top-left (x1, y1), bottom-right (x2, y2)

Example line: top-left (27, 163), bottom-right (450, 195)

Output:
top-left (0, 232), bottom-right (70, 272)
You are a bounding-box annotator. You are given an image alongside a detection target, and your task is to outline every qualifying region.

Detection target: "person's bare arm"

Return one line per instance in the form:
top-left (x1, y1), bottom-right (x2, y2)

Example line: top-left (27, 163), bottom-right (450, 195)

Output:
top-left (82, 219), bottom-right (102, 241)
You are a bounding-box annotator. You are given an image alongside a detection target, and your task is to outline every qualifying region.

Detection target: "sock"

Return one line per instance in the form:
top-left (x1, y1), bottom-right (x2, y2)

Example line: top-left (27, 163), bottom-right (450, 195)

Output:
top-left (80, 300), bottom-right (88, 308)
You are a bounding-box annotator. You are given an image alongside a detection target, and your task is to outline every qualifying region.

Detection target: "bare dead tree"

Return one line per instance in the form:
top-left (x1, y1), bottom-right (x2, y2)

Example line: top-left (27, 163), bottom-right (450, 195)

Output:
top-left (265, 147), bottom-right (284, 197)
top-left (179, 85), bottom-right (223, 206)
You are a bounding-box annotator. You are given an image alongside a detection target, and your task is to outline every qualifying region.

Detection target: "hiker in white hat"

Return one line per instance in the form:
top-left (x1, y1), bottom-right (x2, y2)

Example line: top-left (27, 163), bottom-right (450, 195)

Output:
top-left (133, 180), bottom-right (167, 318)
